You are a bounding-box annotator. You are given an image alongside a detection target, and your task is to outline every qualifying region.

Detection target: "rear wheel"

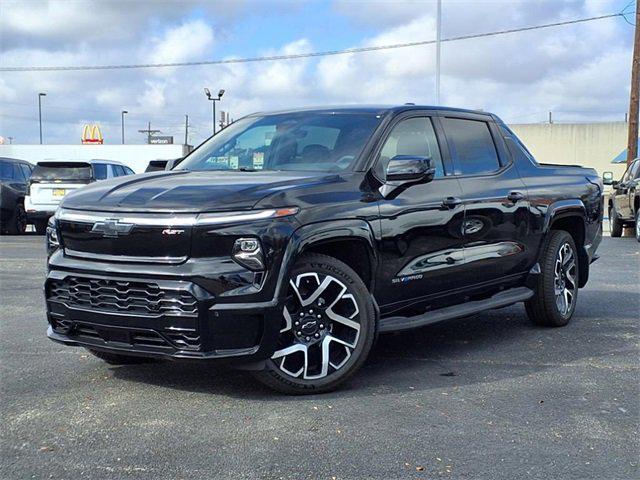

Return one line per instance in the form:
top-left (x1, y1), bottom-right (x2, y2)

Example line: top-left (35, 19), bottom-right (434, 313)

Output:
top-left (526, 230), bottom-right (579, 327)
top-left (86, 348), bottom-right (156, 365)
top-left (34, 219), bottom-right (48, 235)
top-left (254, 253), bottom-right (376, 394)
top-left (610, 206), bottom-right (623, 237)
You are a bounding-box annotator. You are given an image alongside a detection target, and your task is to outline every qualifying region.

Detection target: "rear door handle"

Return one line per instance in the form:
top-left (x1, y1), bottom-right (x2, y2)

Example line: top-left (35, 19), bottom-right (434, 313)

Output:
top-left (442, 196), bottom-right (462, 209)
top-left (507, 191), bottom-right (525, 203)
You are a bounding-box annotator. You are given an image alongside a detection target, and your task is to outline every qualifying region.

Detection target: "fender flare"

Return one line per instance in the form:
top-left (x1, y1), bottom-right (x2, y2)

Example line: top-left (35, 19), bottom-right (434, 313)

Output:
top-left (539, 199), bottom-right (590, 287)
top-left (542, 199), bottom-right (587, 235)
top-left (272, 218), bottom-right (378, 302)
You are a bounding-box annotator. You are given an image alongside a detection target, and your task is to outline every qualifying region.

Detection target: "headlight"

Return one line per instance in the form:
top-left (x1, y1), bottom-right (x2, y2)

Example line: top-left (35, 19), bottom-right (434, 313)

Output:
top-left (232, 237), bottom-right (264, 271)
top-left (46, 216), bottom-right (59, 256)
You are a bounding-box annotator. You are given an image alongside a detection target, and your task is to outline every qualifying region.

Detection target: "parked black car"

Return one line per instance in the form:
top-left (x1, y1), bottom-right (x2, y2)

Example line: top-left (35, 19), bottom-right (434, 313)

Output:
top-left (45, 106), bottom-right (603, 394)
top-left (0, 157), bottom-right (33, 235)
top-left (604, 158), bottom-right (640, 241)
top-left (145, 160), bottom-right (169, 172)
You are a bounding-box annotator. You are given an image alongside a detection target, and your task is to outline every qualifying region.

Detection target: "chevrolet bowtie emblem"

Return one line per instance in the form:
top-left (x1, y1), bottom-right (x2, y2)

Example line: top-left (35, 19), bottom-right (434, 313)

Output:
top-left (91, 219), bottom-right (134, 238)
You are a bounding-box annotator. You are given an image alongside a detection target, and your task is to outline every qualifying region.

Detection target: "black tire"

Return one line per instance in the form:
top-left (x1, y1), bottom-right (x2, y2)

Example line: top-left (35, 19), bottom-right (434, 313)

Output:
top-left (86, 348), bottom-right (156, 365)
top-left (610, 206), bottom-right (623, 237)
top-left (525, 230), bottom-right (579, 327)
top-left (3, 203), bottom-right (27, 235)
top-left (254, 253), bottom-right (376, 394)
top-left (34, 219), bottom-right (48, 235)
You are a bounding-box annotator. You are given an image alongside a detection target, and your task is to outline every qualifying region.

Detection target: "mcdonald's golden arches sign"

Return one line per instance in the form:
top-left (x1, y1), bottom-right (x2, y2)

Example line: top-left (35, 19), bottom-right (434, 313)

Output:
top-left (81, 124), bottom-right (103, 144)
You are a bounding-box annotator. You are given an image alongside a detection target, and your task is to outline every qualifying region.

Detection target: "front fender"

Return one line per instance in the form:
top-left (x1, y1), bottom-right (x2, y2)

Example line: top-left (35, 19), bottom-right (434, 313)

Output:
top-left (272, 219), bottom-right (378, 301)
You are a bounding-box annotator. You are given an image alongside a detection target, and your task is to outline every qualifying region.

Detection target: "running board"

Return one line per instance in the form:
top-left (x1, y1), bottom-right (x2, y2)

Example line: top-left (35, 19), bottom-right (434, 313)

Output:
top-left (379, 287), bottom-right (535, 333)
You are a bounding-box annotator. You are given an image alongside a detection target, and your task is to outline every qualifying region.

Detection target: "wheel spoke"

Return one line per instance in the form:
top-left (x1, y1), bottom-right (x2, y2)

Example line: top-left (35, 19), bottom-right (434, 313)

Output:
top-left (280, 306), bottom-right (293, 333)
top-left (272, 343), bottom-right (307, 378)
top-left (556, 292), bottom-right (566, 315)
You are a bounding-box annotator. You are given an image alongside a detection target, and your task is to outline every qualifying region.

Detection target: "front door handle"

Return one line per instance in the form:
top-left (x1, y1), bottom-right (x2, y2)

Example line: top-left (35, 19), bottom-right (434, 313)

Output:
top-left (442, 196), bottom-right (462, 209)
top-left (507, 191), bottom-right (525, 203)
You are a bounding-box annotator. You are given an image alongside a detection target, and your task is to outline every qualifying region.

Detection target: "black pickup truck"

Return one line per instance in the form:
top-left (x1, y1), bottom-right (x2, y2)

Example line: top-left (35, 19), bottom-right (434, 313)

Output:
top-left (45, 106), bottom-right (603, 394)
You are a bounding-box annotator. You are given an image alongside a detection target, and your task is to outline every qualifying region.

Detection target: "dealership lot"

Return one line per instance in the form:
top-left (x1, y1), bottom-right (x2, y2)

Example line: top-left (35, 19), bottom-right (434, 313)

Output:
top-left (0, 235), bottom-right (638, 480)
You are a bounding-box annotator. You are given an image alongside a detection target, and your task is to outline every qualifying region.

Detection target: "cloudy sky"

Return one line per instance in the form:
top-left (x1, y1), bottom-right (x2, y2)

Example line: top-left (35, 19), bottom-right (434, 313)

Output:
top-left (0, 0), bottom-right (634, 145)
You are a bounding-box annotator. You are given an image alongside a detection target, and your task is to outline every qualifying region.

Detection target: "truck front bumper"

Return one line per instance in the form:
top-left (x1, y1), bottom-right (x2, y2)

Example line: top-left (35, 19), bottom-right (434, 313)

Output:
top-left (45, 260), bottom-right (286, 364)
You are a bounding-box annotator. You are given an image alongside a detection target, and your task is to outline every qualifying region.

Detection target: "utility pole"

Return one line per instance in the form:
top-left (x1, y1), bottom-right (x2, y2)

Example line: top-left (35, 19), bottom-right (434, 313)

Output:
top-left (138, 122), bottom-right (160, 144)
top-left (121, 110), bottom-right (128, 144)
top-left (7, 136), bottom-right (13, 144)
top-left (435, 0), bottom-right (442, 104)
top-left (38, 92), bottom-right (46, 144)
top-left (184, 115), bottom-right (189, 145)
top-left (626, 0), bottom-right (640, 166)
top-left (548, 111), bottom-right (553, 124)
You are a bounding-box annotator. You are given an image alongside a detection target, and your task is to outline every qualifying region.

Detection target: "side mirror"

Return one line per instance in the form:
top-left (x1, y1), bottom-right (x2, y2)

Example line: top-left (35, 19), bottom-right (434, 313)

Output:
top-left (386, 155), bottom-right (435, 182)
top-left (602, 171), bottom-right (614, 185)
top-left (380, 155), bottom-right (436, 199)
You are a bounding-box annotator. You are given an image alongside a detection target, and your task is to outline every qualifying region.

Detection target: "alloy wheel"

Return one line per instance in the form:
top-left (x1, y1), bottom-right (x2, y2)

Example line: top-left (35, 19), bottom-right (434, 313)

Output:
top-left (553, 242), bottom-right (577, 317)
top-left (271, 272), bottom-right (361, 380)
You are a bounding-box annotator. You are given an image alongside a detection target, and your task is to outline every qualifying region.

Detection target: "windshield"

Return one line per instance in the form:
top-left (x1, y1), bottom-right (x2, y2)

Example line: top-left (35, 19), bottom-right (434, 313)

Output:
top-left (178, 112), bottom-right (382, 172)
top-left (31, 162), bottom-right (93, 182)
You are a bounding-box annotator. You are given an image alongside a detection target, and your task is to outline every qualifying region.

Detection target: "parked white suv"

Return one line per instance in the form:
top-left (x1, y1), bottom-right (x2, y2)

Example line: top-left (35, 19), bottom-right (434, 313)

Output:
top-left (25, 159), bottom-right (134, 233)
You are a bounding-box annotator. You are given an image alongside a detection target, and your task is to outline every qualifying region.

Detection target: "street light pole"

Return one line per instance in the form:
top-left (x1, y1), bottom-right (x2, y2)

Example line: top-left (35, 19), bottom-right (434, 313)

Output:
top-left (38, 92), bottom-right (46, 144)
top-left (435, 0), bottom-right (442, 104)
top-left (212, 99), bottom-right (217, 136)
top-left (121, 110), bottom-right (128, 144)
top-left (204, 88), bottom-right (225, 136)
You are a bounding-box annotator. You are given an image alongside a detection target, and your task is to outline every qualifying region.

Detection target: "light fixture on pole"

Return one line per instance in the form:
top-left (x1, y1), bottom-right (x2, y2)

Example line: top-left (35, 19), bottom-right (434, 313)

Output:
top-left (121, 110), bottom-right (128, 144)
top-left (38, 92), bottom-right (46, 144)
top-left (204, 88), bottom-right (225, 135)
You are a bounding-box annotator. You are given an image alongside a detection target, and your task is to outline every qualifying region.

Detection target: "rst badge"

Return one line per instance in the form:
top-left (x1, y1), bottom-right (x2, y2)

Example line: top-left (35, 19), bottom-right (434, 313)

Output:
top-left (91, 219), bottom-right (134, 238)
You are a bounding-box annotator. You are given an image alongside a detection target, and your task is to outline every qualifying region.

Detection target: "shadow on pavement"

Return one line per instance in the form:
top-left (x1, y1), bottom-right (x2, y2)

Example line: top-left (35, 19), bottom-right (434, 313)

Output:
top-left (109, 291), bottom-right (635, 400)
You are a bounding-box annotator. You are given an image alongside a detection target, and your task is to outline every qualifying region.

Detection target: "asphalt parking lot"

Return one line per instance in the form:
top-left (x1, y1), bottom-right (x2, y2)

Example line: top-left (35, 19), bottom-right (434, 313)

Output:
top-left (0, 235), bottom-right (638, 480)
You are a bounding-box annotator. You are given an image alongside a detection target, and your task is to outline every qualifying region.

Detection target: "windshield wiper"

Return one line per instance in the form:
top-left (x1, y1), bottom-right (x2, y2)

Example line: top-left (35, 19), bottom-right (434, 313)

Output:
top-left (238, 167), bottom-right (257, 172)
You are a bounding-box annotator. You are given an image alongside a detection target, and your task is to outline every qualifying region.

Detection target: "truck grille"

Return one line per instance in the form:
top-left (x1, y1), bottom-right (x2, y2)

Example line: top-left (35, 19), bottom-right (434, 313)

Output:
top-left (48, 277), bottom-right (198, 317)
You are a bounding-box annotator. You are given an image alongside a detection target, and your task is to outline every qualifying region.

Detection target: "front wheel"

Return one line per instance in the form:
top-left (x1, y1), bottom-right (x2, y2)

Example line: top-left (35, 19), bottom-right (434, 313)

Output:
top-left (3, 203), bottom-right (27, 235)
top-left (254, 253), bottom-right (376, 394)
top-left (525, 230), bottom-right (579, 327)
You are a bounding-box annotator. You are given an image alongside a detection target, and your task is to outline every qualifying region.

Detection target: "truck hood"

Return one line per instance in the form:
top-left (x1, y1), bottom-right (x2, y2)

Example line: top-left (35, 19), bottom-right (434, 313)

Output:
top-left (60, 169), bottom-right (339, 213)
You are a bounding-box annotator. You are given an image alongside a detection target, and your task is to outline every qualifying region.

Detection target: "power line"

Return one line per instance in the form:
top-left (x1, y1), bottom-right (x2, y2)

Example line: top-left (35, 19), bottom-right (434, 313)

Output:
top-left (0, 12), bottom-right (627, 73)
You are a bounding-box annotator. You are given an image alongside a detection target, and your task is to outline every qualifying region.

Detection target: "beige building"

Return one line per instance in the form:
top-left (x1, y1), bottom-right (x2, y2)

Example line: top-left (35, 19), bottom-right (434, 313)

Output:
top-left (508, 122), bottom-right (629, 181)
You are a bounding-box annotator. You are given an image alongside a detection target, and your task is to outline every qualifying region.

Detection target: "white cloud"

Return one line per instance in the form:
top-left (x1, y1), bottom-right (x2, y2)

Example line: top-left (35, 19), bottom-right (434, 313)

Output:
top-left (149, 20), bottom-right (215, 67)
top-left (0, 0), bottom-right (632, 145)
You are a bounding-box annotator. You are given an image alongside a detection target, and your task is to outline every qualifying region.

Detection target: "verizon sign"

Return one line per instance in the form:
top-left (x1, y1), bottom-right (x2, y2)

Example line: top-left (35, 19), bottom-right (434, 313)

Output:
top-left (149, 136), bottom-right (173, 145)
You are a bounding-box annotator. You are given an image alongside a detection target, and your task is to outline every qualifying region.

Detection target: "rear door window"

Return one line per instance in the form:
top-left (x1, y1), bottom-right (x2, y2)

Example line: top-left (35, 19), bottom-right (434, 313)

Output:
top-left (442, 118), bottom-right (500, 176)
top-left (93, 163), bottom-right (108, 180)
top-left (19, 164), bottom-right (32, 181)
top-left (13, 164), bottom-right (26, 182)
top-left (31, 162), bottom-right (92, 182)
